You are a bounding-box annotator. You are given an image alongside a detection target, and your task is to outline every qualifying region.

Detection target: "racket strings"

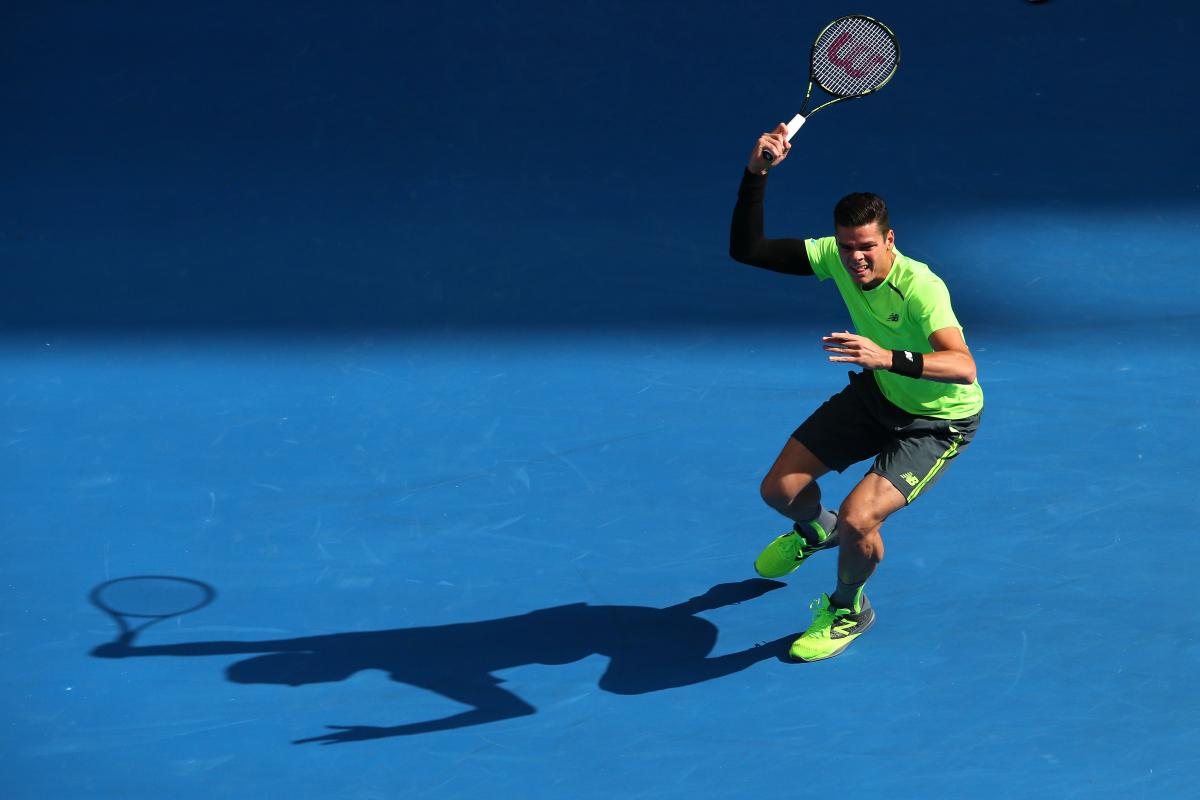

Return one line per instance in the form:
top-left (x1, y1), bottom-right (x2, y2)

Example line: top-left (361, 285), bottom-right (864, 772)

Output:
top-left (812, 18), bottom-right (898, 97)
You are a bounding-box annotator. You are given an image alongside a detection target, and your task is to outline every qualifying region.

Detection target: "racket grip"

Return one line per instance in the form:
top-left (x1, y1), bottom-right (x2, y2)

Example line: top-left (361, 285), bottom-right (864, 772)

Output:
top-left (761, 113), bottom-right (808, 163)
top-left (784, 113), bottom-right (807, 140)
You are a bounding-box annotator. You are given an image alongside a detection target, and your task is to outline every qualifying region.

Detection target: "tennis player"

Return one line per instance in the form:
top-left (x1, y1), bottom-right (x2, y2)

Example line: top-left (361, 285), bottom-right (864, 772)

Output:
top-left (729, 123), bottom-right (984, 661)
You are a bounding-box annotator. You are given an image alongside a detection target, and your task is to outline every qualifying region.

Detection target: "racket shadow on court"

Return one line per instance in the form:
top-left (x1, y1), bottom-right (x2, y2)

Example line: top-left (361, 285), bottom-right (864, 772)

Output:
top-left (89, 576), bottom-right (793, 745)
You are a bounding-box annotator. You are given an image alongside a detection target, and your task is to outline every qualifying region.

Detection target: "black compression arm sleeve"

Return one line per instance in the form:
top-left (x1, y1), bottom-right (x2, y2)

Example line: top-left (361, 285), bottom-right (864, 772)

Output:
top-left (728, 169), bottom-right (813, 276)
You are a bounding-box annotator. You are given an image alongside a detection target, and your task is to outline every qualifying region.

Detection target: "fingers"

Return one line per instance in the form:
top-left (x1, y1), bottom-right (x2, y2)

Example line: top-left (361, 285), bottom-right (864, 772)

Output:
top-left (748, 125), bottom-right (792, 172)
top-left (822, 332), bottom-right (857, 344)
top-left (824, 332), bottom-right (861, 363)
top-left (821, 332), bottom-right (890, 370)
top-left (759, 129), bottom-right (790, 160)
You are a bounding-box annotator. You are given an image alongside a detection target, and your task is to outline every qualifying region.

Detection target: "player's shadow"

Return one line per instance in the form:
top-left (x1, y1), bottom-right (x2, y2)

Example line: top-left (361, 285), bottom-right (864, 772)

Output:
top-left (89, 578), bottom-right (794, 744)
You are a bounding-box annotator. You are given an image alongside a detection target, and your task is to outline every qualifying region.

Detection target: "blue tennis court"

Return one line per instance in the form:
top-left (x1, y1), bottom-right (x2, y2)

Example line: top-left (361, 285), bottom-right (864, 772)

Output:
top-left (4, 2), bottom-right (1200, 798)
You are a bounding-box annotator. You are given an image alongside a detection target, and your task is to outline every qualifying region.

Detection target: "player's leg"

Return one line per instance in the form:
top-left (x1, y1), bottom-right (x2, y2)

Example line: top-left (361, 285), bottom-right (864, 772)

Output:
top-left (754, 383), bottom-right (889, 579)
top-left (830, 472), bottom-right (907, 609)
top-left (836, 412), bottom-right (979, 604)
top-left (789, 411), bottom-right (981, 662)
top-left (753, 438), bottom-right (838, 578)
top-left (759, 436), bottom-right (832, 524)
top-left (788, 473), bottom-right (904, 662)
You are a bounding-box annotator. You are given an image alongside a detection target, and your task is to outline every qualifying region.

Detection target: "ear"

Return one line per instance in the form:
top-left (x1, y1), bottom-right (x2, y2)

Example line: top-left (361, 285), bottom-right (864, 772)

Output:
top-left (885, 229), bottom-right (895, 249)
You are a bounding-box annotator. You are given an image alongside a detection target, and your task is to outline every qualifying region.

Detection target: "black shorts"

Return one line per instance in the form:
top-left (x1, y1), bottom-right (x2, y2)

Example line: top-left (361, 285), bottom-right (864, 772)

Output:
top-left (792, 371), bottom-right (981, 504)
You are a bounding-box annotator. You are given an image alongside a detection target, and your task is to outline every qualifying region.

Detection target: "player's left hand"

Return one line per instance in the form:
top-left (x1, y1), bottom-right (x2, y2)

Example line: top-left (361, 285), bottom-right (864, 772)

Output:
top-left (822, 331), bottom-right (891, 370)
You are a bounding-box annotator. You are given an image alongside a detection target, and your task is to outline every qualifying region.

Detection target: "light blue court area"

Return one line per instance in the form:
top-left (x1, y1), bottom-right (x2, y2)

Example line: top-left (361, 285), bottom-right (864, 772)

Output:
top-left (4, 319), bottom-right (1199, 799)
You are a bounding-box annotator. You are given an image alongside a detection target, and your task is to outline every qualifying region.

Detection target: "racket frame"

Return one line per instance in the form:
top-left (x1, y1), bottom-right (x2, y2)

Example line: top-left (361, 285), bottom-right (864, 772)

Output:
top-left (763, 15), bottom-right (900, 161)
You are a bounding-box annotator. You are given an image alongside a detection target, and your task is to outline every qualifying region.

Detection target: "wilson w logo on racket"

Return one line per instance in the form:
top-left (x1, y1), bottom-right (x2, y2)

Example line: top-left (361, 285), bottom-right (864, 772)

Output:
top-left (762, 15), bottom-right (900, 163)
top-left (827, 31), bottom-right (886, 78)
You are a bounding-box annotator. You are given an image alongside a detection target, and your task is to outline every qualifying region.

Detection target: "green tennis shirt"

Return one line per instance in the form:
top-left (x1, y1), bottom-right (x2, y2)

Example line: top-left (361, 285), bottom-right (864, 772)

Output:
top-left (805, 236), bottom-right (984, 419)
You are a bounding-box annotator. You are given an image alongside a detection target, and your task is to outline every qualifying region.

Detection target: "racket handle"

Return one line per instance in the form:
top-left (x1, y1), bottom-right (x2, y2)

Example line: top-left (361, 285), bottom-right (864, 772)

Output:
top-left (784, 113), bottom-right (806, 139)
top-left (761, 113), bottom-right (808, 163)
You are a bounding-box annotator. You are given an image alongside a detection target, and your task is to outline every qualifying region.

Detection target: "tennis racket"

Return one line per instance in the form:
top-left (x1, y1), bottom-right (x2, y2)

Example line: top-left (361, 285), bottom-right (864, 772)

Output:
top-left (89, 575), bottom-right (216, 654)
top-left (761, 15), bottom-right (900, 163)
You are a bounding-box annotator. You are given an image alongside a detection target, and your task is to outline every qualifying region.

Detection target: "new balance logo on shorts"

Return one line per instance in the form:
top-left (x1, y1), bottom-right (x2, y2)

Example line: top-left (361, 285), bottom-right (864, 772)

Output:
top-left (900, 471), bottom-right (919, 487)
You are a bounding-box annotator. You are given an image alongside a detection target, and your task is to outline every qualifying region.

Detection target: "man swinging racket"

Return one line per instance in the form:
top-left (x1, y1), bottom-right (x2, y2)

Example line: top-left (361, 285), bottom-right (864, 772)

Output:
top-left (729, 123), bottom-right (984, 662)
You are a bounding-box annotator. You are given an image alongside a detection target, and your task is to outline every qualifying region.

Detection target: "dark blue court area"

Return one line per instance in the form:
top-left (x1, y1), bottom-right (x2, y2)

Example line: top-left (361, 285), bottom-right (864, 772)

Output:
top-left (4, 2), bottom-right (1199, 798)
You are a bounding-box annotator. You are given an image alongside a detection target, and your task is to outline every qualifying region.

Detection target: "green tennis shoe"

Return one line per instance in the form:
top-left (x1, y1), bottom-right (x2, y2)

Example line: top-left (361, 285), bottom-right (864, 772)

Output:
top-left (753, 519), bottom-right (839, 579)
top-left (788, 593), bottom-right (875, 662)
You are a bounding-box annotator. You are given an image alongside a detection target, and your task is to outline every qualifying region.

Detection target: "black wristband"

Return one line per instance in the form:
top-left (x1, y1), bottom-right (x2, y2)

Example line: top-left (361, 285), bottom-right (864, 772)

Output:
top-left (889, 350), bottom-right (924, 379)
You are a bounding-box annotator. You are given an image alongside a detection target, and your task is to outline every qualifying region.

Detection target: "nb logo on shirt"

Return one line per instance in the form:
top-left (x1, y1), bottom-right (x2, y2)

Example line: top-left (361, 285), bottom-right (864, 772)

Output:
top-left (887, 313), bottom-right (900, 322)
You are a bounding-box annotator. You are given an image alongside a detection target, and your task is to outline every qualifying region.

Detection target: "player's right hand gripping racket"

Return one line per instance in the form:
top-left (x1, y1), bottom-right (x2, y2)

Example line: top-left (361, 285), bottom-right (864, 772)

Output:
top-left (762, 15), bottom-right (900, 163)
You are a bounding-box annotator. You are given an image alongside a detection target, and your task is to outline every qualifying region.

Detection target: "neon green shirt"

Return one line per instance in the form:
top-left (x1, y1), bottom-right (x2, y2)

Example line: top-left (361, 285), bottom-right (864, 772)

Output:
top-left (805, 236), bottom-right (984, 419)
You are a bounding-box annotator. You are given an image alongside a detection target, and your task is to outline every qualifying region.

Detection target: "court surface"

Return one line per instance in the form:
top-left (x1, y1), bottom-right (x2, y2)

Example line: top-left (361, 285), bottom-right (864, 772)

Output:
top-left (4, 2), bottom-right (1200, 798)
top-left (5, 316), bottom-right (1199, 800)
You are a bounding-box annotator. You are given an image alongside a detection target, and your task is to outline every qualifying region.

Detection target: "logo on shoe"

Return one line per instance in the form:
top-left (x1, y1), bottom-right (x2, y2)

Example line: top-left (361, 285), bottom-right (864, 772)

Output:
top-left (900, 471), bottom-right (919, 487)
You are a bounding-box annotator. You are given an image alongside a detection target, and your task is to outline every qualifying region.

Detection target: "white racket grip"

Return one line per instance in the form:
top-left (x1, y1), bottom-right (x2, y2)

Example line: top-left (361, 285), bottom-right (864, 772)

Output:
top-left (785, 114), bottom-right (807, 141)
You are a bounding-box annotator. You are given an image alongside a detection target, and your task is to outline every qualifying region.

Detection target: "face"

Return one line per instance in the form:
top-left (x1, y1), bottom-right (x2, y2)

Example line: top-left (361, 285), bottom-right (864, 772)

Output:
top-left (835, 223), bottom-right (895, 289)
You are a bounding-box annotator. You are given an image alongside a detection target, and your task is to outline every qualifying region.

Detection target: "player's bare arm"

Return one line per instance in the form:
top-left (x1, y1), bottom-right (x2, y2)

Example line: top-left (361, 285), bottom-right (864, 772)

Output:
top-left (921, 327), bottom-right (977, 384)
top-left (822, 327), bottom-right (976, 385)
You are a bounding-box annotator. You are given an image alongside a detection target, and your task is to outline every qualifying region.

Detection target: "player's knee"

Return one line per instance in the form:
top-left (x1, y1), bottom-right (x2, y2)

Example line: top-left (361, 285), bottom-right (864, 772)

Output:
top-left (840, 496), bottom-right (888, 534)
top-left (837, 508), bottom-right (884, 542)
top-left (759, 473), bottom-right (815, 512)
top-left (759, 476), bottom-right (787, 510)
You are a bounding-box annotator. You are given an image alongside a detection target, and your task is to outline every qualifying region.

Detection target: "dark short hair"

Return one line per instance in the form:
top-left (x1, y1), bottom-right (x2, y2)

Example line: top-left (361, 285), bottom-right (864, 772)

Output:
top-left (834, 192), bottom-right (890, 233)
